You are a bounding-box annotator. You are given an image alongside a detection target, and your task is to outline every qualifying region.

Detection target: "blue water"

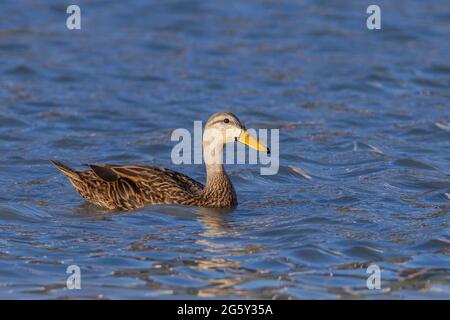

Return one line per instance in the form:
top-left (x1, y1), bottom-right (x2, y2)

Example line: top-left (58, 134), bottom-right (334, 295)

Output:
top-left (0, 0), bottom-right (449, 299)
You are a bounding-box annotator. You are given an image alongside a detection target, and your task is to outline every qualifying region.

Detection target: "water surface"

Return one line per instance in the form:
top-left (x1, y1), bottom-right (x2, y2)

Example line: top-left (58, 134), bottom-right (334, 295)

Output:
top-left (0, 0), bottom-right (449, 299)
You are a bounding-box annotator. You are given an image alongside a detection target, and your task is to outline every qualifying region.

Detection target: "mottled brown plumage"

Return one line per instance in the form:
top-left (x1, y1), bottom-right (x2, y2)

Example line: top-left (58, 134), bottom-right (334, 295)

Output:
top-left (51, 112), bottom-right (268, 211)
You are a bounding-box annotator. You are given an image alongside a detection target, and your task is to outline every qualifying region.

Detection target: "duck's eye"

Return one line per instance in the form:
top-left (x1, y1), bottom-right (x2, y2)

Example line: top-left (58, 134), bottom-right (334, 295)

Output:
top-left (223, 118), bottom-right (230, 124)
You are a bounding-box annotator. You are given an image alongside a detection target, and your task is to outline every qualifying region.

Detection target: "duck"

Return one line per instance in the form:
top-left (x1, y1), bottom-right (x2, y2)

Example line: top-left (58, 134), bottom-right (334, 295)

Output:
top-left (51, 112), bottom-right (269, 210)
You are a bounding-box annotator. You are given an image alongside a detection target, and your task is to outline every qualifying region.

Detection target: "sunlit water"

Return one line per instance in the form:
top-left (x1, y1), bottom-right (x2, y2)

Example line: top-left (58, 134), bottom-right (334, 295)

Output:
top-left (0, 0), bottom-right (449, 299)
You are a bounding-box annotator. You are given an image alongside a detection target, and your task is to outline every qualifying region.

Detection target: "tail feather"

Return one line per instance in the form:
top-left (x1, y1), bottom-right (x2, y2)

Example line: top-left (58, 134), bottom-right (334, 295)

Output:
top-left (50, 160), bottom-right (81, 181)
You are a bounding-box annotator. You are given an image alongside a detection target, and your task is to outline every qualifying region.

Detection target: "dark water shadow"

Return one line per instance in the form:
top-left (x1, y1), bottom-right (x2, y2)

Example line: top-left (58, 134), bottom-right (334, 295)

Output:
top-left (72, 201), bottom-right (238, 234)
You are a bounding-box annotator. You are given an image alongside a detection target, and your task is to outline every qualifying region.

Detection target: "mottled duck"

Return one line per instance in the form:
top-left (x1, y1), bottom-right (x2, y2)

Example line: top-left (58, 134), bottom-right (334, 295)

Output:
top-left (51, 112), bottom-right (269, 210)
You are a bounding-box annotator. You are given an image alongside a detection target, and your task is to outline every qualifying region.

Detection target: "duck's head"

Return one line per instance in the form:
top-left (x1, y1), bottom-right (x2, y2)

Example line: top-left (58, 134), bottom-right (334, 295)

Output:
top-left (204, 112), bottom-right (269, 155)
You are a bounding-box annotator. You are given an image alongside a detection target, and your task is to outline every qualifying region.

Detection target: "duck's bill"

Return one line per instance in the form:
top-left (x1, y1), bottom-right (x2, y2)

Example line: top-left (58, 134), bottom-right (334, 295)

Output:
top-left (238, 129), bottom-right (270, 153)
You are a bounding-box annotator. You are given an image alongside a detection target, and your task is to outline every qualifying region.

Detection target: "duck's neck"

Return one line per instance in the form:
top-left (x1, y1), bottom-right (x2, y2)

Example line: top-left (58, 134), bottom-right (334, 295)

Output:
top-left (206, 163), bottom-right (225, 184)
top-left (203, 165), bottom-right (237, 207)
top-left (203, 139), bottom-right (227, 188)
top-left (202, 138), bottom-right (237, 207)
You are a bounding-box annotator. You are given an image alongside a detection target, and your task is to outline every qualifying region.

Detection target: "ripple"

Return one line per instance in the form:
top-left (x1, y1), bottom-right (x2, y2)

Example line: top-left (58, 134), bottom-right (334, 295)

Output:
top-left (393, 158), bottom-right (436, 170)
top-left (150, 274), bottom-right (209, 288)
top-left (343, 246), bottom-right (383, 260)
top-left (288, 165), bottom-right (312, 180)
top-left (0, 204), bottom-right (50, 223)
top-left (413, 77), bottom-right (448, 89)
top-left (0, 42), bottom-right (29, 53)
top-left (435, 122), bottom-right (450, 132)
top-left (393, 174), bottom-right (450, 192)
top-left (426, 64), bottom-right (450, 75)
top-left (411, 238), bottom-right (450, 252)
top-left (285, 247), bottom-right (342, 266)
top-left (0, 116), bottom-right (27, 128)
top-left (5, 65), bottom-right (36, 75)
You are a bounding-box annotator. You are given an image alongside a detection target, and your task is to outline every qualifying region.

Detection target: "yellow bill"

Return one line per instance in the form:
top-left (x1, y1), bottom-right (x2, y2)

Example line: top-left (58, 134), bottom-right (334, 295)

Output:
top-left (238, 129), bottom-right (270, 153)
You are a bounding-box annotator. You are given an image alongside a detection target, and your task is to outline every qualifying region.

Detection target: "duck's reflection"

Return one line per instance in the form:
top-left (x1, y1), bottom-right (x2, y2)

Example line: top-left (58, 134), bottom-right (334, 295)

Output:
top-left (193, 207), bottom-right (250, 297)
top-left (195, 207), bottom-right (235, 238)
top-left (74, 202), bottom-right (114, 218)
top-left (74, 203), bottom-right (258, 297)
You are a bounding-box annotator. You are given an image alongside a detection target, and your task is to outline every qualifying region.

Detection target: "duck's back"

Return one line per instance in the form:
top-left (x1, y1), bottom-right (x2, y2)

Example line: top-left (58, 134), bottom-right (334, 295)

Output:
top-left (52, 161), bottom-right (205, 210)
